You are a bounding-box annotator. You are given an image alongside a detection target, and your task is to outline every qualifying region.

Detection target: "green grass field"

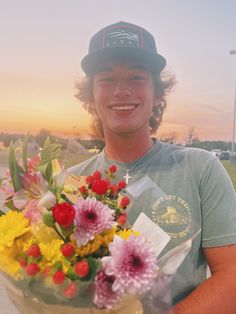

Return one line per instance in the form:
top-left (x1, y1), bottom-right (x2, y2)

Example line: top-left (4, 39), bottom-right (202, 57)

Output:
top-left (221, 160), bottom-right (236, 190)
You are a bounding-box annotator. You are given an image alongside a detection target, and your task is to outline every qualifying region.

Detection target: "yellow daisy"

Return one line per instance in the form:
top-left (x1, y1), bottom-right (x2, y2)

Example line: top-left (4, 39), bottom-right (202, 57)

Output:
top-left (39, 239), bottom-right (64, 264)
top-left (32, 223), bottom-right (60, 244)
top-left (0, 246), bottom-right (21, 279)
top-left (0, 211), bottom-right (30, 249)
top-left (117, 228), bottom-right (140, 240)
top-left (76, 228), bottom-right (116, 257)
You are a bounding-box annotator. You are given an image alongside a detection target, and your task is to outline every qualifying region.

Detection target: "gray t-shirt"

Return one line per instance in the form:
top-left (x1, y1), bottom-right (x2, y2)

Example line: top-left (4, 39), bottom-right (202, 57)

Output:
top-left (69, 141), bottom-right (236, 303)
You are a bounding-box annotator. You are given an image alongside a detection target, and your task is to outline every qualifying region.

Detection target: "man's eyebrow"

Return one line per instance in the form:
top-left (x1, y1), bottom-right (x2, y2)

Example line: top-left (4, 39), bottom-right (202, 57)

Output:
top-left (129, 65), bottom-right (149, 71)
top-left (96, 67), bottom-right (112, 73)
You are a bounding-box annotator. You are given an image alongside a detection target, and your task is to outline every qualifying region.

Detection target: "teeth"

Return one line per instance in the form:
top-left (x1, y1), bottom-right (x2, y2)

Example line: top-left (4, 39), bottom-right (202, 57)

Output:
top-left (111, 105), bottom-right (137, 111)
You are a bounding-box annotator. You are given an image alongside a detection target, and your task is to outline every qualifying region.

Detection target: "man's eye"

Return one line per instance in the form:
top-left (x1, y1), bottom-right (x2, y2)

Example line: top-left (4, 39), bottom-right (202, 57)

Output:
top-left (130, 76), bottom-right (146, 81)
top-left (99, 77), bottom-right (114, 83)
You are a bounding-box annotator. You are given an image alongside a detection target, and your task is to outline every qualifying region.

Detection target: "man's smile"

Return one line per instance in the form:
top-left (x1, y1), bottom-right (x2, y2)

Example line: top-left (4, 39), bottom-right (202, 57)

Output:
top-left (109, 103), bottom-right (139, 111)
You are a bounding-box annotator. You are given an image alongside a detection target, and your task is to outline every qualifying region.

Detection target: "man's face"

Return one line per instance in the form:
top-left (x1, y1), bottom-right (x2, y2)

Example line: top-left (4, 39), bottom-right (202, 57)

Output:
top-left (92, 59), bottom-right (157, 138)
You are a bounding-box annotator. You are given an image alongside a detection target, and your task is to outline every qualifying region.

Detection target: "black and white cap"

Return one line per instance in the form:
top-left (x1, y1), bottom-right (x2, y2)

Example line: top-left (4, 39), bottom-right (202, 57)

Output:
top-left (81, 21), bottom-right (166, 75)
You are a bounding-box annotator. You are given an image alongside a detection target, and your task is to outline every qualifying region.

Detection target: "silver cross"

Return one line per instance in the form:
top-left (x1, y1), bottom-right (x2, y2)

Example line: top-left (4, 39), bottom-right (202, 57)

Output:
top-left (123, 172), bottom-right (131, 184)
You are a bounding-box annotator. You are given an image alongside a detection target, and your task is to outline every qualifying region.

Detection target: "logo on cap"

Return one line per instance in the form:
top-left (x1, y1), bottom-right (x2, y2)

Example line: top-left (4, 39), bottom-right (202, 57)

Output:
top-left (103, 27), bottom-right (143, 48)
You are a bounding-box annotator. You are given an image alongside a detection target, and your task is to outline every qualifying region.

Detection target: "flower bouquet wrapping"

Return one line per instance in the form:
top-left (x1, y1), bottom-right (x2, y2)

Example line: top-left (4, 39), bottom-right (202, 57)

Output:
top-left (0, 138), bottom-right (191, 314)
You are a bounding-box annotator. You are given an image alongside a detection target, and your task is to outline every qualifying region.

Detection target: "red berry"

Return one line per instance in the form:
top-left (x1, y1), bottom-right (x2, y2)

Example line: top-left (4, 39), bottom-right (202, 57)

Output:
top-left (92, 180), bottom-right (108, 195)
top-left (79, 185), bottom-right (87, 194)
top-left (109, 165), bottom-right (117, 173)
top-left (119, 196), bottom-right (130, 208)
top-left (118, 180), bottom-right (126, 190)
top-left (92, 170), bottom-right (102, 180)
top-left (52, 270), bottom-right (65, 285)
top-left (27, 244), bottom-right (41, 259)
top-left (117, 212), bottom-right (127, 225)
top-left (63, 282), bottom-right (77, 298)
top-left (86, 175), bottom-right (94, 185)
top-left (26, 263), bottom-right (40, 276)
top-left (61, 243), bottom-right (75, 257)
top-left (19, 258), bottom-right (27, 268)
top-left (110, 184), bottom-right (118, 195)
top-left (74, 260), bottom-right (89, 278)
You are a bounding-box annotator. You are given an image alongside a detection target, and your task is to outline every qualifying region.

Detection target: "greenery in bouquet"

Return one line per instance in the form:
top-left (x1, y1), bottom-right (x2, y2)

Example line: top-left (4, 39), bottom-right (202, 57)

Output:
top-left (0, 137), bottom-right (158, 309)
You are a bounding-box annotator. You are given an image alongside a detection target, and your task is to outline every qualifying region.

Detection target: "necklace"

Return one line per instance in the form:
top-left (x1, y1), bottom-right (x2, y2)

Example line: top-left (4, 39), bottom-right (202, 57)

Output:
top-left (106, 153), bottom-right (149, 185)
top-left (100, 140), bottom-right (157, 184)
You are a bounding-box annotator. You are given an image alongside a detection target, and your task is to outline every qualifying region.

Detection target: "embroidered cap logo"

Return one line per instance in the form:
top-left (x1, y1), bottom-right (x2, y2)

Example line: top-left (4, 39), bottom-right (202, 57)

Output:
top-left (103, 26), bottom-right (143, 48)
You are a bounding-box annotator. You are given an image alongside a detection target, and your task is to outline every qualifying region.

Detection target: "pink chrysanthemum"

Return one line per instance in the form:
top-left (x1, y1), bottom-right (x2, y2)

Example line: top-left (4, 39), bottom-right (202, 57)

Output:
top-left (104, 235), bottom-right (157, 295)
top-left (74, 197), bottom-right (116, 246)
top-left (93, 267), bottom-right (121, 309)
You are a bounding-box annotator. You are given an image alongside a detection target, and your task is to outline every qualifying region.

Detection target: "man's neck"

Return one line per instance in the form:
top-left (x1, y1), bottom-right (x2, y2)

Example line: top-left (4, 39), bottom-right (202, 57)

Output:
top-left (104, 131), bottom-right (154, 163)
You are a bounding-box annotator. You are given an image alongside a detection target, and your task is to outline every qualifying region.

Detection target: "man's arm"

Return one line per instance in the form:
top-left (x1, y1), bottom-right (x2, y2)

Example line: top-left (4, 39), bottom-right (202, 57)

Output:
top-left (166, 244), bottom-right (236, 314)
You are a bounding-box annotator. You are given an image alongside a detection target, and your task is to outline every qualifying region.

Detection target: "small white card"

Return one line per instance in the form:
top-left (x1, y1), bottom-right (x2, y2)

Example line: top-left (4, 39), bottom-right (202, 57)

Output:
top-left (132, 212), bottom-right (171, 257)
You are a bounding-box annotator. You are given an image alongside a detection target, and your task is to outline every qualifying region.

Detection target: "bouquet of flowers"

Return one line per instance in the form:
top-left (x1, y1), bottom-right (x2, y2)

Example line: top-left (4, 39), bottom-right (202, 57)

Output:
top-left (0, 137), bottom-right (194, 314)
top-left (0, 137), bottom-right (164, 313)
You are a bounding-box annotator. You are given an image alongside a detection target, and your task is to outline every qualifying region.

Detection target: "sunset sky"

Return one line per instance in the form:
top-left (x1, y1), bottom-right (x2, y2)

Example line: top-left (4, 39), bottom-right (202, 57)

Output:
top-left (0, 0), bottom-right (236, 141)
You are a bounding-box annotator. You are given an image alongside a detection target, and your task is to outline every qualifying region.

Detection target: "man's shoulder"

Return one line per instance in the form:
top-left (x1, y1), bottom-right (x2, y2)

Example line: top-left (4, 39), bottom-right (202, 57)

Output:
top-left (68, 153), bottom-right (102, 175)
top-left (159, 142), bottom-right (216, 161)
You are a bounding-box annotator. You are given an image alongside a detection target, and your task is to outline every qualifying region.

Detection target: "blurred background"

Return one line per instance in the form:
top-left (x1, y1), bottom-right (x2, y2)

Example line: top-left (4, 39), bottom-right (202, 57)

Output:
top-left (0, 0), bottom-right (236, 142)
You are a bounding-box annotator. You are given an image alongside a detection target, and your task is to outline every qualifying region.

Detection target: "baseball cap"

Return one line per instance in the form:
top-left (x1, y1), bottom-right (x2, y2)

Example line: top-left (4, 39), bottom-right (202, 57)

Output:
top-left (81, 21), bottom-right (166, 75)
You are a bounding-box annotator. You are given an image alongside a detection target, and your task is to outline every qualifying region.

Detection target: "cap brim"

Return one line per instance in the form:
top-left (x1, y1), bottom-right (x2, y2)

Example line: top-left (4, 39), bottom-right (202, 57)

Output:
top-left (81, 47), bottom-right (166, 75)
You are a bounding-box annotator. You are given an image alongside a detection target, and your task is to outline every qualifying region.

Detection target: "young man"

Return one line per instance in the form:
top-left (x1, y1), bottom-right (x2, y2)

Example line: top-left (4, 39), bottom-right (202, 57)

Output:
top-left (71, 21), bottom-right (236, 313)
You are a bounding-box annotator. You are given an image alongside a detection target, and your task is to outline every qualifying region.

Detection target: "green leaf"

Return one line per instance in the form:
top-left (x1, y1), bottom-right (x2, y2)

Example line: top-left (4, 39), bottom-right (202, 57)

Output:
top-left (22, 134), bottom-right (29, 172)
top-left (45, 161), bottom-right (53, 182)
top-left (43, 136), bottom-right (51, 149)
top-left (66, 268), bottom-right (79, 281)
top-left (42, 210), bottom-right (55, 227)
top-left (5, 199), bottom-right (18, 211)
top-left (53, 261), bottom-right (63, 271)
top-left (8, 143), bottom-right (24, 192)
top-left (41, 141), bottom-right (62, 164)
top-left (37, 161), bottom-right (53, 183)
top-left (0, 210), bottom-right (5, 216)
top-left (37, 137), bottom-right (62, 182)
top-left (61, 193), bottom-right (74, 205)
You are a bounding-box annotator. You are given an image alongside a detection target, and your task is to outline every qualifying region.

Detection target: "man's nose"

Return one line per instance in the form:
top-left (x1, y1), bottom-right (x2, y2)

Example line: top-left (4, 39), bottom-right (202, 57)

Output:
top-left (113, 79), bottom-right (131, 98)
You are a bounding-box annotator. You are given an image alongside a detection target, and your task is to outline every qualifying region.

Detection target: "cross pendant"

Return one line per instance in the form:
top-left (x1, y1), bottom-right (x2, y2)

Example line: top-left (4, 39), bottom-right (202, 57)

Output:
top-left (123, 172), bottom-right (131, 184)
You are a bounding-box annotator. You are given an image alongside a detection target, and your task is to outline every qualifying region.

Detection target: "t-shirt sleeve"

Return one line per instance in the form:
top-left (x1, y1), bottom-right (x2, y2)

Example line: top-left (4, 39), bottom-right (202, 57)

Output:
top-left (199, 156), bottom-right (236, 247)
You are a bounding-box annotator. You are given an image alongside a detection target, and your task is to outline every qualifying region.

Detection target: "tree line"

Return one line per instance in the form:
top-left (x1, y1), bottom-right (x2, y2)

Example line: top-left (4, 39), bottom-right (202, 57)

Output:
top-left (0, 129), bottom-right (231, 152)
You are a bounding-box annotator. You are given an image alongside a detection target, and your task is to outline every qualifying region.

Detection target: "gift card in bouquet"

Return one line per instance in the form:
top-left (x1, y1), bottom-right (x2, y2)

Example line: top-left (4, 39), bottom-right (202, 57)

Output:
top-left (133, 212), bottom-right (170, 257)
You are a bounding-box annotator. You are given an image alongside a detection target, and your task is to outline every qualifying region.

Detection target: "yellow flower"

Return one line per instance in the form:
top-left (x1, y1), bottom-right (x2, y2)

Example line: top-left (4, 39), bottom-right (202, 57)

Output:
top-left (0, 211), bottom-right (30, 248)
top-left (39, 239), bottom-right (64, 264)
top-left (14, 232), bottom-right (36, 252)
top-left (76, 235), bottom-right (103, 257)
top-left (0, 231), bottom-right (36, 279)
top-left (117, 228), bottom-right (140, 240)
top-left (32, 223), bottom-right (60, 244)
top-left (0, 247), bottom-right (21, 279)
top-left (39, 239), bottom-right (70, 272)
top-left (76, 228), bottom-right (116, 257)
top-left (102, 227), bottom-right (117, 244)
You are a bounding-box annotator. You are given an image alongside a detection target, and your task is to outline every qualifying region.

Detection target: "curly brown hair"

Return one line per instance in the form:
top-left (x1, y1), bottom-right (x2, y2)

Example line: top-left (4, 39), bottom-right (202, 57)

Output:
top-left (75, 72), bottom-right (175, 138)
